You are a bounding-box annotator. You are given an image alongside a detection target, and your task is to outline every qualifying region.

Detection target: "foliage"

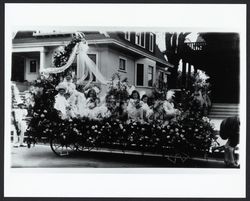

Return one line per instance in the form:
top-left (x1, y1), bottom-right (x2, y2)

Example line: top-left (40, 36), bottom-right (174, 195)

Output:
top-left (26, 75), bottom-right (215, 156)
top-left (106, 73), bottom-right (129, 102)
top-left (53, 35), bottom-right (82, 68)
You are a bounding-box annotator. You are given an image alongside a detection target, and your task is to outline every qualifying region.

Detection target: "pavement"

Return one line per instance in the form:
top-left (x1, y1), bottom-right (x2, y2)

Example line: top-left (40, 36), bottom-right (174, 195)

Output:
top-left (11, 143), bottom-right (230, 168)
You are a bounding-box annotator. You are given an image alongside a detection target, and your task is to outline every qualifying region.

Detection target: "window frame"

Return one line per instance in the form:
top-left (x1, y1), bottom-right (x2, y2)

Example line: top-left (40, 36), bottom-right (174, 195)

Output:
top-left (158, 70), bottom-right (168, 90)
top-left (29, 59), bottom-right (37, 73)
top-left (148, 65), bottom-right (154, 87)
top-left (149, 32), bottom-right (154, 52)
top-left (135, 63), bottom-right (144, 87)
top-left (135, 32), bottom-right (146, 48)
top-left (118, 56), bottom-right (127, 72)
top-left (124, 32), bottom-right (130, 41)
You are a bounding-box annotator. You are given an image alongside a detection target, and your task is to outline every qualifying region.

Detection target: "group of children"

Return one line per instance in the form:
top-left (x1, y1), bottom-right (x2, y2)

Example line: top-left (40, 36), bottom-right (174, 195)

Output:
top-left (53, 74), bottom-right (181, 125)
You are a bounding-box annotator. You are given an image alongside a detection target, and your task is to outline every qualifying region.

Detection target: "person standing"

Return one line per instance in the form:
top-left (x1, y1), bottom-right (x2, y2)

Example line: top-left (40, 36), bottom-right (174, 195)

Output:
top-left (12, 102), bottom-right (28, 147)
top-left (219, 116), bottom-right (240, 167)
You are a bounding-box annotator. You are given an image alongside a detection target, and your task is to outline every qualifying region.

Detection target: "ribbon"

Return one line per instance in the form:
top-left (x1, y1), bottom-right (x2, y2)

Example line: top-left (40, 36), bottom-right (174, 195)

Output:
top-left (41, 39), bottom-right (108, 86)
top-left (76, 42), bottom-right (108, 87)
top-left (41, 44), bottom-right (79, 74)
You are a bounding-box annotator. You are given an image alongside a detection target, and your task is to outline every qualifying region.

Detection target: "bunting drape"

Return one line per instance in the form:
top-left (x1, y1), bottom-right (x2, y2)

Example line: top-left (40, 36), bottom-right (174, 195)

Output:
top-left (41, 40), bottom-right (108, 86)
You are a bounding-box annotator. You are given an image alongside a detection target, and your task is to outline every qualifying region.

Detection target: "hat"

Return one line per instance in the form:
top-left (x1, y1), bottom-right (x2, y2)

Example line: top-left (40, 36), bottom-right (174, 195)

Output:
top-left (56, 83), bottom-right (66, 91)
top-left (166, 90), bottom-right (175, 101)
top-left (127, 85), bottom-right (135, 95)
top-left (17, 101), bottom-right (25, 106)
top-left (139, 91), bottom-right (146, 99)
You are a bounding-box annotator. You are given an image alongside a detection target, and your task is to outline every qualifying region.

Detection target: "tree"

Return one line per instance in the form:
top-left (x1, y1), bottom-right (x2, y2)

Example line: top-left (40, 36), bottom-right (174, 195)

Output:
top-left (165, 32), bottom-right (190, 89)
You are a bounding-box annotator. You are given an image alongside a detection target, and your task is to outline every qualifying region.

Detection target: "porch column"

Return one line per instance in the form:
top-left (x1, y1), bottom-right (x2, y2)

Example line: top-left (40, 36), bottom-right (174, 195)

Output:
top-left (187, 63), bottom-right (191, 89)
top-left (182, 60), bottom-right (187, 88)
top-left (39, 50), bottom-right (46, 73)
top-left (194, 67), bottom-right (198, 74)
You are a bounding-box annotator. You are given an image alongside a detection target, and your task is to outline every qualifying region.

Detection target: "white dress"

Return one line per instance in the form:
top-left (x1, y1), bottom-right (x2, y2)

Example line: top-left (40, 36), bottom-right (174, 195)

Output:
top-left (163, 101), bottom-right (177, 119)
top-left (54, 94), bottom-right (70, 119)
top-left (127, 99), bottom-right (142, 121)
top-left (140, 101), bottom-right (153, 118)
top-left (60, 79), bottom-right (76, 94)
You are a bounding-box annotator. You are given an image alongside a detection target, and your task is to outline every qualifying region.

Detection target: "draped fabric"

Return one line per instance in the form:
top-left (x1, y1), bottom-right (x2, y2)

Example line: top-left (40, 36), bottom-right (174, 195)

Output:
top-left (42, 44), bottom-right (79, 74)
top-left (76, 42), bottom-right (108, 87)
top-left (41, 41), bottom-right (108, 86)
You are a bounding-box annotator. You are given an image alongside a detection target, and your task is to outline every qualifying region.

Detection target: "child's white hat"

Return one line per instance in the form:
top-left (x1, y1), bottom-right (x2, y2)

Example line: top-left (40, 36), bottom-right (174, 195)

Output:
top-left (166, 90), bottom-right (175, 100)
top-left (56, 83), bottom-right (66, 91)
top-left (17, 101), bottom-right (25, 106)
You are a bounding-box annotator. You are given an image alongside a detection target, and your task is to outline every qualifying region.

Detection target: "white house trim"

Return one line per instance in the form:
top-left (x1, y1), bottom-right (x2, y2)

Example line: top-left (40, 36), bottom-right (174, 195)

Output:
top-left (87, 39), bottom-right (173, 68)
top-left (12, 46), bottom-right (45, 53)
top-left (12, 41), bottom-right (70, 49)
top-left (13, 38), bottom-right (173, 67)
top-left (149, 33), bottom-right (154, 52)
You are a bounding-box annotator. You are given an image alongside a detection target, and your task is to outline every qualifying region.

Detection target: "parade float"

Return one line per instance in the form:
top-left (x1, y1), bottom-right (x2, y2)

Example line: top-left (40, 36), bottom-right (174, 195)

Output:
top-left (24, 32), bottom-right (216, 163)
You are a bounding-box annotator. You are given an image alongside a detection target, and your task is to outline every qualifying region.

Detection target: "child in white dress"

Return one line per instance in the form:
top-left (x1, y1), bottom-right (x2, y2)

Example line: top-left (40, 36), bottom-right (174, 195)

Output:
top-left (127, 90), bottom-right (143, 122)
top-left (140, 94), bottom-right (153, 122)
top-left (163, 90), bottom-right (180, 124)
top-left (54, 84), bottom-right (70, 119)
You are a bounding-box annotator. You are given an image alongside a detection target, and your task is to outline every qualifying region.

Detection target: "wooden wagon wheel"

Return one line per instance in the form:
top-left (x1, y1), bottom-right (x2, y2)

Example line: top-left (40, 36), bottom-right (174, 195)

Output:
top-left (50, 137), bottom-right (77, 157)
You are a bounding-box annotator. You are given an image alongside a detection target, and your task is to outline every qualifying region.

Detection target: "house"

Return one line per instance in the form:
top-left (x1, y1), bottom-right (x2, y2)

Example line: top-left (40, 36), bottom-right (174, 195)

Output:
top-left (164, 32), bottom-right (240, 120)
top-left (11, 31), bottom-right (173, 95)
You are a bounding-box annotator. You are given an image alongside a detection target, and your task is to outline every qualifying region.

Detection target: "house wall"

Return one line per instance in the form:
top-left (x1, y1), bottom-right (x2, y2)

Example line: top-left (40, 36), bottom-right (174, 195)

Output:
top-left (86, 46), bottom-right (159, 96)
top-left (85, 46), bottom-right (136, 96)
top-left (44, 47), bottom-right (58, 68)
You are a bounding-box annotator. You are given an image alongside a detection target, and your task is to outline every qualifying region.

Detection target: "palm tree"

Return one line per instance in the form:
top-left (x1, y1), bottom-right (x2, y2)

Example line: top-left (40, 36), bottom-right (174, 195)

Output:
top-left (164, 32), bottom-right (190, 89)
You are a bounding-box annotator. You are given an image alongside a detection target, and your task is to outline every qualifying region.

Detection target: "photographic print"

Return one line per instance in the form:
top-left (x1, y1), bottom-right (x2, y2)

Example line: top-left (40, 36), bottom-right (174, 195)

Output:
top-left (10, 29), bottom-right (240, 168)
top-left (4, 3), bottom-right (246, 198)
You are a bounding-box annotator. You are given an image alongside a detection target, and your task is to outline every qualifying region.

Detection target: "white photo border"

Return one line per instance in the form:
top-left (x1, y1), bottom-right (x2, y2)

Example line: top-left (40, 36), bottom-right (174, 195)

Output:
top-left (4, 3), bottom-right (246, 198)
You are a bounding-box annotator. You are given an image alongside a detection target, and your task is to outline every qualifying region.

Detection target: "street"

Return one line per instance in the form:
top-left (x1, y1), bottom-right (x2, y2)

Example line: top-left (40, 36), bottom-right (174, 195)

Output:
top-left (11, 143), bottom-right (229, 168)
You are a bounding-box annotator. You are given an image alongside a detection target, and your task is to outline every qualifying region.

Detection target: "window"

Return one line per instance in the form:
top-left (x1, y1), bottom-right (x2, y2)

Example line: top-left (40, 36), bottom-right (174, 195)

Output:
top-left (136, 63), bottom-right (144, 86)
top-left (148, 66), bottom-right (154, 87)
top-left (119, 58), bottom-right (126, 71)
top-left (149, 33), bottom-right (154, 52)
top-left (158, 71), bottom-right (164, 89)
top-left (135, 32), bottom-right (140, 45)
top-left (125, 32), bottom-right (130, 41)
top-left (30, 60), bottom-right (37, 73)
top-left (141, 32), bottom-right (145, 47)
top-left (86, 53), bottom-right (97, 81)
top-left (158, 71), bottom-right (168, 90)
top-left (135, 32), bottom-right (145, 47)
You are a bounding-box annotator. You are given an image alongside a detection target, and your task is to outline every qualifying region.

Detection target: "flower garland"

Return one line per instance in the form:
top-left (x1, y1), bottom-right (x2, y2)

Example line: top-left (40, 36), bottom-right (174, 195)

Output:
top-left (25, 75), bottom-right (215, 156)
top-left (53, 35), bottom-right (82, 68)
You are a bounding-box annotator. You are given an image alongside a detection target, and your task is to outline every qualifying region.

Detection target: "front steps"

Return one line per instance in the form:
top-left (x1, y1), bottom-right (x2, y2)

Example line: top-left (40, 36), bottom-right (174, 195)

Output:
top-left (209, 103), bottom-right (239, 119)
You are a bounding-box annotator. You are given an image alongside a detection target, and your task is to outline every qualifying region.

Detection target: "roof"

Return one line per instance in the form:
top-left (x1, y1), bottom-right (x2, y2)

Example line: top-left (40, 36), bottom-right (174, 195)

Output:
top-left (12, 31), bottom-right (173, 67)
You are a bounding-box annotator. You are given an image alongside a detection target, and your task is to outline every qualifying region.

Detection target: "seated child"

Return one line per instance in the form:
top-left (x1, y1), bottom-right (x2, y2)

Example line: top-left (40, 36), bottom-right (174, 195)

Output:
top-left (62, 73), bottom-right (76, 94)
top-left (127, 90), bottom-right (143, 122)
top-left (163, 90), bottom-right (180, 123)
top-left (54, 83), bottom-right (70, 119)
top-left (84, 88), bottom-right (100, 119)
top-left (140, 94), bottom-right (153, 122)
top-left (116, 100), bottom-right (128, 122)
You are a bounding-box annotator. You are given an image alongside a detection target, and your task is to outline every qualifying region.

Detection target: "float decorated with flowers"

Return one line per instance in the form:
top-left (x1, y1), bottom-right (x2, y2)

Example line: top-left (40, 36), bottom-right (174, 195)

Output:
top-left (23, 32), bottom-right (216, 163)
